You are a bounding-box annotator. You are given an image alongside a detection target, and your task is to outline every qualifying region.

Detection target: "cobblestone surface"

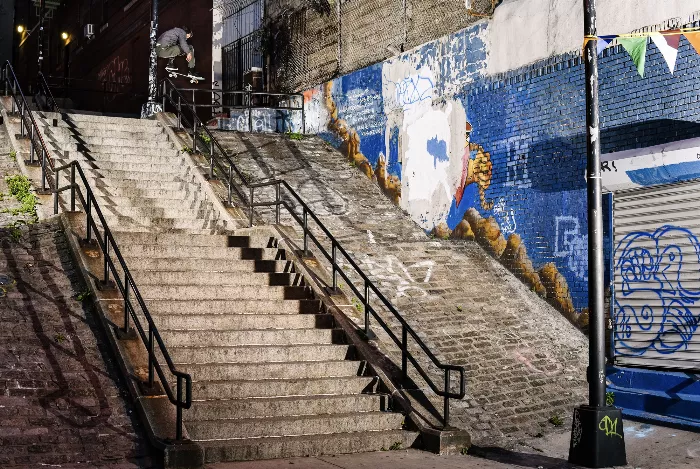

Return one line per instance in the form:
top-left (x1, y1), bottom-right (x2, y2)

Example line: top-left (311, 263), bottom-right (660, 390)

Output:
top-left (210, 131), bottom-right (589, 446)
top-left (0, 128), bottom-right (153, 467)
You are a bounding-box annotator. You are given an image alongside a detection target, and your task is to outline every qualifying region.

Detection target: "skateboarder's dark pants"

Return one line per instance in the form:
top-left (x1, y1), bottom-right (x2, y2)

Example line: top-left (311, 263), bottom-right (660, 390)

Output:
top-left (156, 44), bottom-right (195, 69)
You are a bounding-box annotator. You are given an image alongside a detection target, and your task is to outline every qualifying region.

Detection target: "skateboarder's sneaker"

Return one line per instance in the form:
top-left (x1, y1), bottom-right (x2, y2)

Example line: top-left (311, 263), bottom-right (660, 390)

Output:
top-left (165, 59), bottom-right (177, 71)
top-left (187, 71), bottom-right (205, 80)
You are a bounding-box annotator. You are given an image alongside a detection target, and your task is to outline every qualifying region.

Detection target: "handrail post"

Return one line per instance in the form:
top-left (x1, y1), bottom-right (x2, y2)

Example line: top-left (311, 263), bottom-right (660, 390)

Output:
top-left (275, 182), bottom-right (281, 224)
top-left (176, 377), bottom-right (183, 440)
top-left (249, 186), bottom-right (254, 227)
top-left (402, 326), bottom-right (408, 379)
top-left (70, 164), bottom-right (76, 212)
top-left (148, 326), bottom-right (155, 386)
top-left (177, 95), bottom-right (182, 129)
top-left (54, 168), bottom-right (59, 215)
top-left (123, 273), bottom-right (131, 334)
top-left (301, 97), bottom-right (306, 135)
top-left (444, 369), bottom-right (451, 428)
top-left (192, 119), bottom-right (198, 153)
top-left (29, 126), bottom-right (35, 163)
top-left (227, 166), bottom-right (233, 205)
top-left (40, 149), bottom-right (47, 192)
top-left (103, 231), bottom-right (110, 285)
top-left (19, 101), bottom-right (24, 137)
top-left (303, 208), bottom-right (308, 255)
top-left (248, 89), bottom-right (253, 132)
top-left (86, 192), bottom-right (93, 242)
top-left (364, 281), bottom-right (370, 336)
top-left (331, 241), bottom-right (338, 290)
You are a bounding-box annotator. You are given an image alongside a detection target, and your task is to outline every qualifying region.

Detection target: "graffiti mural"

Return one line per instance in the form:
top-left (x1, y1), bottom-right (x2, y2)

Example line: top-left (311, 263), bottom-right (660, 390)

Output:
top-left (304, 15), bottom-right (700, 329)
top-left (614, 225), bottom-right (700, 356)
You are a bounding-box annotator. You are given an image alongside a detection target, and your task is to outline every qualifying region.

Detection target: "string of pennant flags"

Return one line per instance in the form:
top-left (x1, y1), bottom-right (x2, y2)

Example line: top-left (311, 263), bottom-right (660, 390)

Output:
top-left (582, 26), bottom-right (700, 77)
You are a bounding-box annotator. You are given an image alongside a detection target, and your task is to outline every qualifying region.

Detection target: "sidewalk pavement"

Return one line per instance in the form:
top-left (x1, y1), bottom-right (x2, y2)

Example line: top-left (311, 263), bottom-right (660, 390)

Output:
top-left (206, 421), bottom-right (699, 469)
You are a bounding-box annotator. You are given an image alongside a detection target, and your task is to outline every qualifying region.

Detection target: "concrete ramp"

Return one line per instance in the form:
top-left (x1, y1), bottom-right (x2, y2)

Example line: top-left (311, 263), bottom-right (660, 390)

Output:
top-left (211, 130), bottom-right (590, 445)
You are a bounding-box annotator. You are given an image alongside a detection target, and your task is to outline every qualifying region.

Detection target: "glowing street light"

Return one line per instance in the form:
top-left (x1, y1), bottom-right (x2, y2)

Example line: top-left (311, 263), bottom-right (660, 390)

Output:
top-left (17, 25), bottom-right (24, 33)
top-left (61, 32), bottom-right (69, 40)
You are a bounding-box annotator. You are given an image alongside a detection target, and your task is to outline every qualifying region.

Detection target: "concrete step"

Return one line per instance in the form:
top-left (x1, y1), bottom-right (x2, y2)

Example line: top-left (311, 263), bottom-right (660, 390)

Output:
top-left (57, 137), bottom-right (175, 151)
top-left (125, 258), bottom-right (290, 273)
top-left (71, 152), bottom-right (184, 165)
top-left (186, 394), bottom-right (385, 420)
top-left (42, 127), bottom-right (165, 141)
top-left (198, 429), bottom-right (416, 462)
top-left (89, 194), bottom-right (208, 211)
top-left (120, 245), bottom-right (284, 260)
top-left (87, 178), bottom-right (195, 191)
top-left (144, 299), bottom-right (321, 315)
top-left (99, 205), bottom-right (210, 221)
top-left (75, 168), bottom-right (186, 182)
top-left (109, 232), bottom-right (276, 248)
top-left (169, 344), bottom-right (350, 364)
top-left (74, 160), bottom-right (189, 175)
top-left (187, 376), bottom-right (373, 399)
top-left (134, 271), bottom-right (302, 287)
top-left (101, 215), bottom-right (219, 231)
top-left (162, 328), bottom-right (339, 347)
top-left (59, 144), bottom-right (178, 157)
top-left (153, 313), bottom-right (332, 331)
top-left (48, 120), bottom-right (166, 133)
top-left (138, 284), bottom-right (312, 301)
top-left (186, 411), bottom-right (403, 441)
top-left (61, 113), bottom-right (161, 126)
top-left (180, 360), bottom-right (361, 382)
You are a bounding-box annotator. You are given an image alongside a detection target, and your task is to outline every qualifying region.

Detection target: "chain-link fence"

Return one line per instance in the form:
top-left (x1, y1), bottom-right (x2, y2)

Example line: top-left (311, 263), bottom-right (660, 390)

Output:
top-left (215, 0), bottom-right (502, 93)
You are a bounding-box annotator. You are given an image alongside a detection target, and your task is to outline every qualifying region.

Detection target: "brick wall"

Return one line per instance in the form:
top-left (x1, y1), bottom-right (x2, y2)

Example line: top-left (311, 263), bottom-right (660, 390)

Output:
top-left (303, 15), bottom-right (700, 325)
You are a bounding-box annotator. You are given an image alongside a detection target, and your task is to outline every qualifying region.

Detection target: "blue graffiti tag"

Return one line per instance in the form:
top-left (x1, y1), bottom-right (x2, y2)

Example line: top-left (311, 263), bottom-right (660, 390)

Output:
top-left (427, 136), bottom-right (449, 167)
top-left (384, 75), bottom-right (434, 108)
top-left (614, 225), bottom-right (700, 356)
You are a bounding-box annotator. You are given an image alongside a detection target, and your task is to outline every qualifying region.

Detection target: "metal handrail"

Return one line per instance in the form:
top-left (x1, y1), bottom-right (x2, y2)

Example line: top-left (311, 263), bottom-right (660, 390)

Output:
top-left (37, 72), bottom-right (61, 113)
top-left (169, 85), bottom-right (305, 134)
top-left (52, 160), bottom-right (192, 441)
top-left (159, 78), bottom-right (466, 427)
top-left (1, 61), bottom-right (54, 193)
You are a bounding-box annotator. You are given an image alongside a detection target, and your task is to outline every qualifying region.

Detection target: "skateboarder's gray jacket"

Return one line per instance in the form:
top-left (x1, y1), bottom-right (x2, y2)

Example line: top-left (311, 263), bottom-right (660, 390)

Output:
top-left (156, 28), bottom-right (191, 54)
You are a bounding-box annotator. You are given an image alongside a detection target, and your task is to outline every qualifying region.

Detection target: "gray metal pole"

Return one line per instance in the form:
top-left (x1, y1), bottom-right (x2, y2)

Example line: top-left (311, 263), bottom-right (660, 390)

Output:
top-left (568, 2), bottom-right (627, 466)
top-left (141, 0), bottom-right (163, 118)
top-left (583, 0), bottom-right (605, 410)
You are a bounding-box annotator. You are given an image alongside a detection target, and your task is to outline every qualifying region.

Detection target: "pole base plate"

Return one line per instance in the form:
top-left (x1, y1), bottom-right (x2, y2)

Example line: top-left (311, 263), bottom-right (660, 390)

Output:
top-left (568, 405), bottom-right (627, 468)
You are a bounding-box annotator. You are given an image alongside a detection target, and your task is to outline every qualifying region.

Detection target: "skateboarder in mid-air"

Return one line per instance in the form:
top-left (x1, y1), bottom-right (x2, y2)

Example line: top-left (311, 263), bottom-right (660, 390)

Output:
top-left (156, 26), bottom-right (203, 81)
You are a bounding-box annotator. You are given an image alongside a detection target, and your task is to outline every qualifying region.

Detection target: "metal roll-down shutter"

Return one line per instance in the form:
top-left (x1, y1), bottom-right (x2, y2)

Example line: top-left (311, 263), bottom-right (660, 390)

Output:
top-left (613, 179), bottom-right (700, 370)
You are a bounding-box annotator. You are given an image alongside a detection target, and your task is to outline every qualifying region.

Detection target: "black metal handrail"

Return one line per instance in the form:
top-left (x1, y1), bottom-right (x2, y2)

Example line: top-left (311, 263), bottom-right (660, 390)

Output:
top-left (52, 160), bottom-right (192, 440)
top-left (37, 72), bottom-right (61, 113)
top-left (168, 85), bottom-right (305, 134)
top-left (1, 61), bottom-right (55, 193)
top-left (159, 78), bottom-right (466, 427)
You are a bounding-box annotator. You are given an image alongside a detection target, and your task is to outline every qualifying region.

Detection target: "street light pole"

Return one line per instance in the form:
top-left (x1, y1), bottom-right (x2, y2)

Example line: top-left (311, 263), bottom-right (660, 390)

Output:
top-left (568, 2), bottom-right (627, 466)
top-left (141, 0), bottom-right (163, 118)
top-left (38, 0), bottom-right (45, 73)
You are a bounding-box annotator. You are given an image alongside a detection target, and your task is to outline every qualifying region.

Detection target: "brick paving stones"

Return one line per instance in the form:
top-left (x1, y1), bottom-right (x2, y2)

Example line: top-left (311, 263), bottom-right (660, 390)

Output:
top-left (208, 131), bottom-right (590, 446)
top-left (0, 127), bottom-right (153, 468)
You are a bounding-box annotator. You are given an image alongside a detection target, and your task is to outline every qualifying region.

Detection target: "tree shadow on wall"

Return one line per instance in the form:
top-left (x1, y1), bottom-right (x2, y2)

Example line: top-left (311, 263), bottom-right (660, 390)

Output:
top-left (524, 119), bottom-right (700, 193)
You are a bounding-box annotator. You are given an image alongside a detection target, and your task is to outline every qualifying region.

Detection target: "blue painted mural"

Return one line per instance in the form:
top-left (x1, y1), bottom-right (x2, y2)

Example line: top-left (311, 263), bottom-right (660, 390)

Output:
top-left (614, 225), bottom-right (700, 357)
top-left (304, 17), bottom-right (700, 330)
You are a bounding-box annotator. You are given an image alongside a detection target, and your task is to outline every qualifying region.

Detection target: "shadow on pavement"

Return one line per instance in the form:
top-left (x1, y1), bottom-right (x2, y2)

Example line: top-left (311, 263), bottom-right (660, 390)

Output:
top-left (469, 446), bottom-right (578, 469)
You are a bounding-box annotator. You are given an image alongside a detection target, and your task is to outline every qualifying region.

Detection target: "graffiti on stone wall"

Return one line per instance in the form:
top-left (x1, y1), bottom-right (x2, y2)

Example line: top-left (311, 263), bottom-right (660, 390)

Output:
top-left (308, 21), bottom-right (593, 328)
top-left (614, 225), bottom-right (700, 356)
top-left (554, 216), bottom-right (588, 281)
top-left (97, 55), bottom-right (131, 93)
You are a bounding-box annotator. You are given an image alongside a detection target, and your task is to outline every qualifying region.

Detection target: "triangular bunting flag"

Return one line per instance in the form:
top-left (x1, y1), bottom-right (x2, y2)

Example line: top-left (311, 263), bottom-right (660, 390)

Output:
top-left (685, 31), bottom-right (700, 56)
top-left (597, 37), bottom-right (611, 56)
top-left (618, 37), bottom-right (648, 77)
top-left (651, 31), bottom-right (680, 74)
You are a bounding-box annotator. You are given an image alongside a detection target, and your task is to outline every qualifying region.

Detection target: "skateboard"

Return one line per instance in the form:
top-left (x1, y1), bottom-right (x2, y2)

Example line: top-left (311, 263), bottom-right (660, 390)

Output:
top-left (167, 70), bottom-right (205, 84)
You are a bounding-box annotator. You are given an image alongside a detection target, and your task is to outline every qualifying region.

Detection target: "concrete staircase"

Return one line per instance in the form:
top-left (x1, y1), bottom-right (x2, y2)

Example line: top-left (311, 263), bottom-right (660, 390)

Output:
top-left (35, 111), bottom-right (415, 463)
